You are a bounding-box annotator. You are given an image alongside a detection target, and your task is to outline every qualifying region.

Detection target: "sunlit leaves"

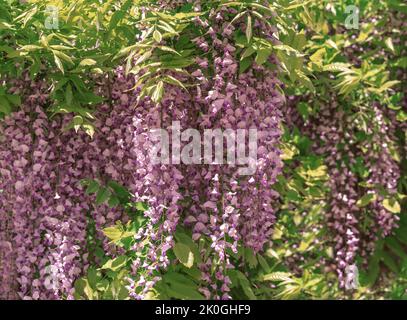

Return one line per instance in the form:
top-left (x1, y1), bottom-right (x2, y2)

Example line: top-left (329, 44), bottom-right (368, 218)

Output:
top-left (382, 199), bottom-right (401, 214)
top-left (102, 224), bottom-right (131, 243)
top-left (53, 54), bottom-right (64, 74)
top-left (245, 15), bottom-right (252, 43)
top-left (356, 193), bottom-right (377, 207)
top-left (151, 81), bottom-right (164, 104)
top-left (173, 243), bottom-right (194, 268)
top-left (101, 256), bottom-right (128, 272)
top-left (228, 270), bottom-right (257, 300)
top-left (79, 59), bottom-right (97, 67)
top-left (385, 37), bottom-right (395, 54)
top-left (309, 47), bottom-right (326, 67)
top-left (255, 48), bottom-right (272, 65)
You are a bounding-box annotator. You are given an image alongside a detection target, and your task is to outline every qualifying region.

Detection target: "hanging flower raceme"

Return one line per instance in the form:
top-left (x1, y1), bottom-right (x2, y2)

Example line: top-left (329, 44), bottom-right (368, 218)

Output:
top-left (173, 3), bottom-right (284, 299)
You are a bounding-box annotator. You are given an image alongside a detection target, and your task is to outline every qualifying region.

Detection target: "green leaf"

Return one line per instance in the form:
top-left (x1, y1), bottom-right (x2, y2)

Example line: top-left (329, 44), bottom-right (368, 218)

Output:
top-left (381, 251), bottom-right (399, 274)
top-left (101, 255), bottom-right (127, 271)
top-left (74, 278), bottom-right (94, 300)
top-left (163, 272), bottom-right (204, 300)
top-left (235, 270), bottom-right (257, 300)
top-left (174, 228), bottom-right (201, 264)
top-left (52, 50), bottom-right (74, 65)
top-left (376, 80), bottom-right (400, 93)
top-left (65, 84), bottom-right (73, 105)
top-left (135, 202), bottom-right (148, 212)
top-left (0, 97), bottom-right (11, 115)
top-left (95, 279), bottom-right (109, 292)
top-left (241, 46), bottom-right (256, 60)
top-left (245, 248), bottom-right (258, 269)
top-left (108, 196), bottom-right (120, 208)
top-left (396, 110), bottom-right (407, 122)
top-left (296, 70), bottom-right (315, 94)
top-left (309, 47), bottom-right (326, 65)
top-left (296, 102), bottom-right (312, 120)
top-left (239, 57), bottom-right (252, 74)
top-left (394, 57), bottom-right (407, 69)
top-left (165, 282), bottom-right (204, 300)
top-left (6, 94), bottom-right (21, 106)
top-left (263, 272), bottom-right (292, 282)
top-left (356, 193), bottom-right (377, 207)
top-left (365, 245), bottom-right (382, 285)
top-left (85, 180), bottom-right (99, 195)
top-left (96, 187), bottom-right (111, 205)
top-left (385, 37), bottom-right (395, 54)
top-left (108, 10), bottom-right (125, 33)
top-left (20, 45), bottom-right (42, 51)
top-left (87, 267), bottom-right (101, 290)
top-left (257, 254), bottom-right (270, 272)
top-left (173, 243), bottom-right (194, 268)
top-left (108, 181), bottom-right (130, 200)
top-left (323, 63), bottom-right (351, 72)
top-left (153, 30), bottom-right (163, 43)
top-left (386, 237), bottom-right (407, 260)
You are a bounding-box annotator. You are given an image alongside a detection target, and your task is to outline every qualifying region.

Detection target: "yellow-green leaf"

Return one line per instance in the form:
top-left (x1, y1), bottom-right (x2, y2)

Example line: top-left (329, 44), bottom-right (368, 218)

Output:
top-left (356, 193), bottom-right (376, 207)
top-left (246, 15), bottom-right (252, 43)
top-left (385, 37), bottom-right (395, 54)
top-left (102, 226), bottom-right (122, 242)
top-left (79, 59), bottom-right (97, 67)
top-left (152, 81), bottom-right (164, 103)
top-left (153, 30), bottom-right (163, 43)
top-left (101, 255), bottom-right (127, 271)
top-left (382, 199), bottom-right (400, 214)
top-left (54, 55), bottom-right (64, 74)
top-left (309, 47), bottom-right (326, 65)
top-left (173, 243), bottom-right (194, 268)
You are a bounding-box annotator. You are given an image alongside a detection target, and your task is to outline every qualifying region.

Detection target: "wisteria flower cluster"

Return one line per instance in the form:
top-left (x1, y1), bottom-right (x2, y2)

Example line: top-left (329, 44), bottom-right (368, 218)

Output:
top-left (0, 0), bottom-right (405, 301)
